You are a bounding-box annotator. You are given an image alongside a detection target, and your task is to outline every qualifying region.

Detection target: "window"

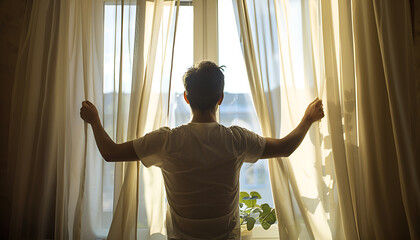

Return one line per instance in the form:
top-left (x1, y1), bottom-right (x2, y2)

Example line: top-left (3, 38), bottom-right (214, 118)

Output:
top-left (218, 1), bottom-right (277, 237)
top-left (218, 0), bottom-right (274, 209)
top-left (102, 0), bottom-right (278, 238)
top-left (167, 0), bottom-right (275, 212)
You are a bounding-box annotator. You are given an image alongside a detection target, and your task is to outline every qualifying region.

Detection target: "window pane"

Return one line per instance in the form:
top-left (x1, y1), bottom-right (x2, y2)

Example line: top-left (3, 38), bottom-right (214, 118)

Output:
top-left (103, 3), bottom-right (137, 228)
top-left (168, 4), bottom-right (193, 127)
top-left (104, 1), bottom-right (192, 230)
top-left (218, 0), bottom-right (274, 208)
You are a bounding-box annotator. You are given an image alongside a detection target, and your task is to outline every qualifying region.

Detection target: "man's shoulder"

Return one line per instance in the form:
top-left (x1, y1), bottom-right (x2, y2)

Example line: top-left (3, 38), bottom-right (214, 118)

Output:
top-left (158, 123), bottom-right (257, 138)
top-left (146, 126), bottom-right (172, 135)
top-left (154, 124), bottom-right (190, 137)
top-left (227, 125), bottom-right (255, 134)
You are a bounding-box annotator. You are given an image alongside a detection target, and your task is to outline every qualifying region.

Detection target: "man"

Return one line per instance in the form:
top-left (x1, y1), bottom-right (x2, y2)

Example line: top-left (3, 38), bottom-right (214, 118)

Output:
top-left (80, 61), bottom-right (324, 239)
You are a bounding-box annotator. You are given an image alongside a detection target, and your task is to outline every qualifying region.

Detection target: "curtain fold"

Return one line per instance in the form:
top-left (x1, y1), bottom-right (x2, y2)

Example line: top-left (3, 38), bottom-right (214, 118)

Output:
top-left (8, 0), bottom-right (179, 239)
top-left (233, 0), bottom-right (418, 239)
top-left (108, 0), bottom-right (179, 239)
top-left (315, 0), bottom-right (358, 238)
top-left (371, 1), bottom-right (420, 238)
top-left (8, 0), bottom-right (104, 238)
top-left (351, 0), bottom-right (419, 238)
top-left (232, 0), bottom-right (318, 239)
top-left (8, 0), bottom-right (62, 238)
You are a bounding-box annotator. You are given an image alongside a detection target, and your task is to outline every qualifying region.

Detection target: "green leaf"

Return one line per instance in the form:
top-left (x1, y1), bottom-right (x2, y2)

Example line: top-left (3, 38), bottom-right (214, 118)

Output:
top-left (259, 209), bottom-right (277, 229)
top-left (239, 202), bottom-right (244, 208)
top-left (250, 191), bottom-right (262, 199)
top-left (261, 203), bottom-right (271, 212)
top-left (240, 192), bottom-right (257, 207)
top-left (246, 217), bottom-right (256, 231)
top-left (243, 196), bottom-right (260, 200)
top-left (259, 203), bottom-right (271, 218)
top-left (239, 192), bottom-right (250, 204)
top-left (266, 209), bottom-right (276, 224)
top-left (251, 208), bottom-right (262, 214)
top-left (261, 221), bottom-right (271, 230)
top-left (244, 199), bottom-right (257, 208)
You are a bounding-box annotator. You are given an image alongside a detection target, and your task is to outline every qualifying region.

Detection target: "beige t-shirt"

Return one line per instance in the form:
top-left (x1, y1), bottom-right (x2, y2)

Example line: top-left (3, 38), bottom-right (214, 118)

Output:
top-left (133, 122), bottom-right (266, 239)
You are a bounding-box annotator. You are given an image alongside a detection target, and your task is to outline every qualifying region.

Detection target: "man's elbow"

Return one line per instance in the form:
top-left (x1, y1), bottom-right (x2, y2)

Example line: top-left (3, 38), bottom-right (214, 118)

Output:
top-left (283, 146), bottom-right (296, 157)
top-left (101, 150), bottom-right (116, 162)
top-left (283, 151), bottom-right (292, 158)
top-left (102, 153), bottom-right (112, 162)
top-left (101, 142), bottom-right (121, 162)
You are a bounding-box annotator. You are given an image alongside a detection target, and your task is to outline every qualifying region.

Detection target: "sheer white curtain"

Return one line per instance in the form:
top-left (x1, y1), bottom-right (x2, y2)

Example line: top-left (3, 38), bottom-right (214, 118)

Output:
top-left (8, 0), bottom-right (179, 239)
top-left (233, 0), bottom-right (343, 238)
top-left (233, 0), bottom-right (418, 239)
top-left (108, 0), bottom-right (179, 239)
top-left (9, 0), bottom-right (104, 238)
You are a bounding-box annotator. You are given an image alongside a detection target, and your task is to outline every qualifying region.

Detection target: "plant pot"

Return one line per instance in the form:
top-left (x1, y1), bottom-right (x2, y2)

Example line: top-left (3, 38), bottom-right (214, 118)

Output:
top-left (240, 225), bottom-right (253, 240)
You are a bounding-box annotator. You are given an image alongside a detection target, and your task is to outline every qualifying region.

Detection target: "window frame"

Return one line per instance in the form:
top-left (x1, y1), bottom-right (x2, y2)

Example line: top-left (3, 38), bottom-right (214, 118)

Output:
top-left (100, 0), bottom-right (279, 238)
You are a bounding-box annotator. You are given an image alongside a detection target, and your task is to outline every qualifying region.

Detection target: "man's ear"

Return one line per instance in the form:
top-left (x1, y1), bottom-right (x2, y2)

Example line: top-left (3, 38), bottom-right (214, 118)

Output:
top-left (217, 92), bottom-right (224, 105)
top-left (184, 91), bottom-right (190, 104)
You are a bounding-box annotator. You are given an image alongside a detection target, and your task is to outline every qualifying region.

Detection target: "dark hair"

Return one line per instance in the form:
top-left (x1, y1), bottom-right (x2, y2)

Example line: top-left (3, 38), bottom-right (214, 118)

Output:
top-left (183, 61), bottom-right (225, 111)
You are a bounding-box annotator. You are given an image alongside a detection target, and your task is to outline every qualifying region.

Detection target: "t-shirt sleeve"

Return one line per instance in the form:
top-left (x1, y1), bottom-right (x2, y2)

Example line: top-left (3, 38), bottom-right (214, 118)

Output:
top-left (231, 126), bottom-right (266, 163)
top-left (132, 127), bottom-right (170, 168)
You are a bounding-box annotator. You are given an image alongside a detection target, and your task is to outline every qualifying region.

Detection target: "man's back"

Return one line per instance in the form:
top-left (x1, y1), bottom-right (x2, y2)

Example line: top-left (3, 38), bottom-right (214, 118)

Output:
top-left (80, 61), bottom-right (324, 239)
top-left (132, 122), bottom-right (265, 239)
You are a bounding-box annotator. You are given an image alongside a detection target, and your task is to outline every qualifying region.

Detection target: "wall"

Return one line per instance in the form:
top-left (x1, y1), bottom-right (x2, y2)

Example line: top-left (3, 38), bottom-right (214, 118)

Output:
top-left (0, 0), bottom-right (26, 238)
top-left (414, 0), bottom-right (420, 160)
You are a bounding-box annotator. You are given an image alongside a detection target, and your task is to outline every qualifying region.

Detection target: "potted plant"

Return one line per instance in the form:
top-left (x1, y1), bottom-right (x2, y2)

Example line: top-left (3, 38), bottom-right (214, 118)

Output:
top-left (239, 191), bottom-right (276, 240)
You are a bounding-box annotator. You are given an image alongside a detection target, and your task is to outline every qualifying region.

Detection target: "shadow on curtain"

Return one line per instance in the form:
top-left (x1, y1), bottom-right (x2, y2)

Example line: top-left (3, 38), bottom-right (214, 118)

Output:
top-left (232, 0), bottom-right (419, 239)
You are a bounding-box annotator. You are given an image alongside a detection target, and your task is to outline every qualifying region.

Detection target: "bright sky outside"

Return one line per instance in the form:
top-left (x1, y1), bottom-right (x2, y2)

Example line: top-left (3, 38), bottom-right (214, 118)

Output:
top-left (103, 1), bottom-right (255, 94)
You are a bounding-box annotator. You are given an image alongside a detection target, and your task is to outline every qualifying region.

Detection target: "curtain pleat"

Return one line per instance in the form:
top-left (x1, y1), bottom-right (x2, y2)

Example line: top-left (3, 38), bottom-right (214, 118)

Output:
top-left (371, 1), bottom-right (419, 238)
top-left (233, 0), bottom-right (418, 239)
top-left (317, 1), bottom-right (358, 239)
top-left (9, 0), bottom-right (178, 239)
top-left (8, 0), bottom-right (62, 238)
top-left (352, 0), bottom-right (419, 238)
top-left (108, 0), bottom-right (179, 239)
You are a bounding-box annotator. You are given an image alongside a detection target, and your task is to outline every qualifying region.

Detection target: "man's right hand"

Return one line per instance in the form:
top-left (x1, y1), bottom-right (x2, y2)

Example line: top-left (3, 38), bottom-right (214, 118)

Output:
top-left (304, 98), bottom-right (324, 123)
top-left (262, 98), bottom-right (325, 158)
top-left (80, 100), bottom-right (100, 125)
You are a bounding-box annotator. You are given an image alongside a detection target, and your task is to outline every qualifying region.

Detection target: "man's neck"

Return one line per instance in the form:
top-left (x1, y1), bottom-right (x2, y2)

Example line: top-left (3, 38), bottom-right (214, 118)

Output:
top-left (190, 109), bottom-right (217, 123)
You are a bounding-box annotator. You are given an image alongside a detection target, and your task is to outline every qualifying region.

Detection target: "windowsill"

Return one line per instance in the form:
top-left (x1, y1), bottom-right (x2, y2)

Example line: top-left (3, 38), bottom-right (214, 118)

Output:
top-left (249, 224), bottom-right (279, 240)
top-left (134, 224), bottom-right (280, 240)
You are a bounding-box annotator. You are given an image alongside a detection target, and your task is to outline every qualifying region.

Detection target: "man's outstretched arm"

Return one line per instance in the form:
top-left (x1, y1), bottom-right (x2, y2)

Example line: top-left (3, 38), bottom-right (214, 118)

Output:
top-left (261, 98), bottom-right (324, 158)
top-left (80, 100), bottom-right (138, 162)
